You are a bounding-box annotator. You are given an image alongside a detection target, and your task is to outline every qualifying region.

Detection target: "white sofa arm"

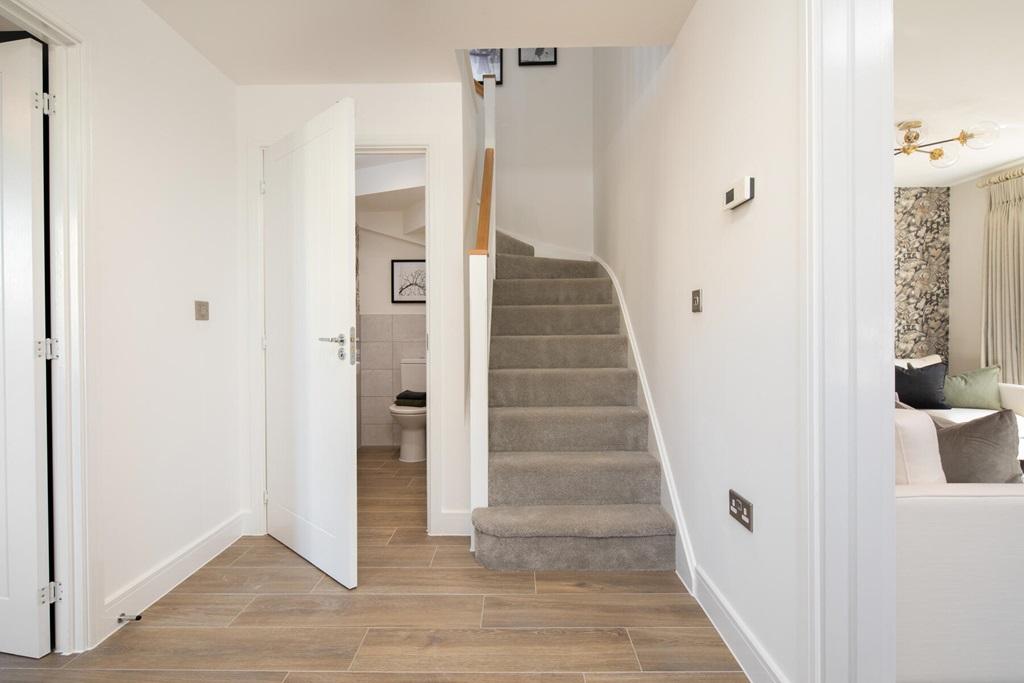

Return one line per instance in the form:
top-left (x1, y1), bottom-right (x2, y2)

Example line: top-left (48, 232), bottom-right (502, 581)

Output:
top-left (998, 382), bottom-right (1024, 416)
top-left (896, 484), bottom-right (1024, 682)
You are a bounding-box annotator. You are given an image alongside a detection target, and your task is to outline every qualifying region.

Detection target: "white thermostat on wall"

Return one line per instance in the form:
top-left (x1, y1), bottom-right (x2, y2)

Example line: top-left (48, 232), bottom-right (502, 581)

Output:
top-left (724, 177), bottom-right (755, 210)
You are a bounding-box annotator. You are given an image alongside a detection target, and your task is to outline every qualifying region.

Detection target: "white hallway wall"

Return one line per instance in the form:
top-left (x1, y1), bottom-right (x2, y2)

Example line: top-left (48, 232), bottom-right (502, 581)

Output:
top-left (496, 47), bottom-right (593, 256)
top-left (25, 0), bottom-right (245, 647)
top-left (592, 1), bottom-right (807, 680)
top-left (357, 226), bottom-right (426, 315)
top-left (236, 83), bottom-right (469, 535)
top-left (948, 179), bottom-right (987, 374)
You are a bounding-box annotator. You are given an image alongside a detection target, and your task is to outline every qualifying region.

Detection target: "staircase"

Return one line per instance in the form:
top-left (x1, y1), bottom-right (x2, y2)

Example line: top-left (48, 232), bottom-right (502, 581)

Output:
top-left (471, 231), bottom-right (676, 570)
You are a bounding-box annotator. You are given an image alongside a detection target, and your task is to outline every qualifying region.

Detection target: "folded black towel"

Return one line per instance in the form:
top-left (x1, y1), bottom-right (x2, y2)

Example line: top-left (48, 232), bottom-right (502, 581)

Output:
top-left (395, 398), bottom-right (426, 408)
top-left (396, 390), bottom-right (426, 401)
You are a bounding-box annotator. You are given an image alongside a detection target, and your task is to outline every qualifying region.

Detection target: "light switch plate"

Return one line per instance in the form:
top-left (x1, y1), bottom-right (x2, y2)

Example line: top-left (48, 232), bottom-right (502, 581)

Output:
top-left (194, 300), bottom-right (210, 321)
top-left (691, 289), bottom-right (703, 313)
top-left (729, 489), bottom-right (753, 532)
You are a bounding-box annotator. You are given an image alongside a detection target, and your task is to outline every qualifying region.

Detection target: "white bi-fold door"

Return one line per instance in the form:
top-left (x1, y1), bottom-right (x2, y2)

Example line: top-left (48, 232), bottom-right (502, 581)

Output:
top-left (264, 99), bottom-right (359, 589)
top-left (0, 37), bottom-right (51, 658)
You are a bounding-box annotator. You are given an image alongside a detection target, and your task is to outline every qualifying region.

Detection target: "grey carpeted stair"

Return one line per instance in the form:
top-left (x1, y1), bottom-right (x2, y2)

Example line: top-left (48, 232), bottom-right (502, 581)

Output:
top-left (489, 452), bottom-right (661, 506)
top-left (497, 254), bottom-right (605, 279)
top-left (474, 235), bottom-right (676, 571)
top-left (493, 278), bottom-right (613, 305)
top-left (496, 231), bottom-right (535, 257)
top-left (489, 368), bottom-right (638, 407)
top-left (490, 406), bottom-right (649, 452)
top-left (490, 334), bottom-right (628, 369)
top-left (473, 504), bottom-right (675, 570)
top-left (492, 304), bottom-right (620, 336)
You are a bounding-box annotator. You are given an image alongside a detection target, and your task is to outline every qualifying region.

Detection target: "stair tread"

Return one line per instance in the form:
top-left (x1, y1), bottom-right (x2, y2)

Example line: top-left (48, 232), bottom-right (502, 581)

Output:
top-left (496, 254), bottom-right (606, 279)
top-left (493, 303), bottom-right (617, 309)
top-left (496, 231), bottom-right (535, 256)
top-left (473, 504), bottom-right (675, 539)
top-left (491, 334), bottom-right (626, 340)
top-left (491, 450), bottom-right (658, 469)
top-left (490, 405), bottom-right (646, 416)
top-left (489, 367), bottom-right (636, 376)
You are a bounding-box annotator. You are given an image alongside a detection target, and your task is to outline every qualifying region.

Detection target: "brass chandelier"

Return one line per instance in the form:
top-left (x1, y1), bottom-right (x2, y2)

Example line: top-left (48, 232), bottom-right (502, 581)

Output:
top-left (894, 119), bottom-right (999, 169)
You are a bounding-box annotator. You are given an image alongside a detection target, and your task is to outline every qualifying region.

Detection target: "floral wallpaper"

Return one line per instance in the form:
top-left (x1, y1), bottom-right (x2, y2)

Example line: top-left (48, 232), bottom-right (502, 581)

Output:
top-left (894, 187), bottom-right (950, 360)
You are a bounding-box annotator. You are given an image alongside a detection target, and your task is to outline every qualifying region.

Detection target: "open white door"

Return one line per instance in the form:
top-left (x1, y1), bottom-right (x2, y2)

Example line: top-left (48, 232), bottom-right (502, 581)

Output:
top-left (264, 99), bottom-right (358, 588)
top-left (0, 38), bottom-right (51, 657)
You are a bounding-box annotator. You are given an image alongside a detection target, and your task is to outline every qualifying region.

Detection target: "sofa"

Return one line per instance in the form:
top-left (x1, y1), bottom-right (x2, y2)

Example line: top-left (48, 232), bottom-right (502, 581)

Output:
top-left (896, 374), bottom-right (1024, 682)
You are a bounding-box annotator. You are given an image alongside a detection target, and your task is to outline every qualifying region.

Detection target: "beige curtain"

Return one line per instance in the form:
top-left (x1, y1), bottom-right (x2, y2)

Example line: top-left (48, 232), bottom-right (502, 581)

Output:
top-left (982, 174), bottom-right (1024, 383)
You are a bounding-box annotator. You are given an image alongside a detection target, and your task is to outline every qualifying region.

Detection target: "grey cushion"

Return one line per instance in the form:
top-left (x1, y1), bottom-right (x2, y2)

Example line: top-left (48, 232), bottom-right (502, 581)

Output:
top-left (936, 409), bottom-right (1024, 484)
top-left (944, 366), bottom-right (1002, 410)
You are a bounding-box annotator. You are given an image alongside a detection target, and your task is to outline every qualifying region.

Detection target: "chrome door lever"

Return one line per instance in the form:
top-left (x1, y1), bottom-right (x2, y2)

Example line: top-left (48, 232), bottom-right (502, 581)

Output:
top-left (317, 334), bottom-right (346, 360)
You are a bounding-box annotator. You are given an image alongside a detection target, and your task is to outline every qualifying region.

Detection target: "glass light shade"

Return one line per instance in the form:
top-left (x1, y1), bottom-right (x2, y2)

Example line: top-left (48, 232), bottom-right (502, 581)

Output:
top-left (929, 144), bottom-right (959, 169)
top-left (965, 121), bottom-right (999, 150)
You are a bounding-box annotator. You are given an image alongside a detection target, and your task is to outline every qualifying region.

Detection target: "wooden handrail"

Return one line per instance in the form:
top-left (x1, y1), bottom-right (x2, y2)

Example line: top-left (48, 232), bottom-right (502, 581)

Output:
top-left (469, 147), bottom-right (495, 255)
top-left (473, 79), bottom-right (484, 97)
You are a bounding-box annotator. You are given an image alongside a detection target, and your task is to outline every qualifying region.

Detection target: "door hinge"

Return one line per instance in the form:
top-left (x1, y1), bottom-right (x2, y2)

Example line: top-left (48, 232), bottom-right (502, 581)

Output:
top-left (33, 91), bottom-right (55, 116)
top-left (263, 490), bottom-right (269, 505)
top-left (40, 581), bottom-right (61, 605)
top-left (259, 179), bottom-right (267, 195)
top-left (36, 338), bottom-right (60, 360)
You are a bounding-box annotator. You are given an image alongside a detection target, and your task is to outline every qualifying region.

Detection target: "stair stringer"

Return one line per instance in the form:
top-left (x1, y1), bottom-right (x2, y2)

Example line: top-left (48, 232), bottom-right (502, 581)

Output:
top-left (592, 254), bottom-right (696, 589)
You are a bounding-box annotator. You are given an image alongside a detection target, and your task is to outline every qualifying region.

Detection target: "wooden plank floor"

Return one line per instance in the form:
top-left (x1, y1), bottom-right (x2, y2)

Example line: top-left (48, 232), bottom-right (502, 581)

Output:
top-left (0, 446), bottom-right (748, 682)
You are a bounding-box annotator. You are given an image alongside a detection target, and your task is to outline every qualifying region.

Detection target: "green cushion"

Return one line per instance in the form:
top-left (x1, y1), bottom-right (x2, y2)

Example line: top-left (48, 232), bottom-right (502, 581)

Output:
top-left (944, 366), bottom-right (1002, 410)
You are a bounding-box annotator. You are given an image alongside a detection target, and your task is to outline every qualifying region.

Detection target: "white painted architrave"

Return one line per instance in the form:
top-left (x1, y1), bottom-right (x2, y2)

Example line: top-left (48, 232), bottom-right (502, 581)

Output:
top-left (249, 133), bottom-right (469, 538)
top-left (804, 0), bottom-right (895, 680)
top-left (0, 0), bottom-right (91, 654)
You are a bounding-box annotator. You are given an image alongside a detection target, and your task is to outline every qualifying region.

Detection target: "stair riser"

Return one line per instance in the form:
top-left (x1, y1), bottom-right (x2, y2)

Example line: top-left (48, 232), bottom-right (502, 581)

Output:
top-left (497, 255), bottom-right (605, 279)
top-left (489, 460), bottom-right (660, 506)
top-left (490, 412), bottom-right (648, 452)
top-left (490, 336), bottom-right (628, 369)
top-left (496, 232), bottom-right (535, 257)
top-left (475, 532), bottom-right (675, 571)
top-left (492, 306), bottom-right (619, 336)
top-left (493, 279), bottom-right (614, 306)
top-left (490, 370), bottom-right (637, 407)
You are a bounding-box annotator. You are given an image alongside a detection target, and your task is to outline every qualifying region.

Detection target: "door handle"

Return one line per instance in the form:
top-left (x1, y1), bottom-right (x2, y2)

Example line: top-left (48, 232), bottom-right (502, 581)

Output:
top-left (318, 334), bottom-right (346, 360)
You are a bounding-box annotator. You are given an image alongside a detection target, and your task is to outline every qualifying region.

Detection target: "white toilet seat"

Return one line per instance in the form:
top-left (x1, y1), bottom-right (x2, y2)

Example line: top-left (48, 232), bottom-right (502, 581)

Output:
top-left (388, 404), bottom-right (426, 416)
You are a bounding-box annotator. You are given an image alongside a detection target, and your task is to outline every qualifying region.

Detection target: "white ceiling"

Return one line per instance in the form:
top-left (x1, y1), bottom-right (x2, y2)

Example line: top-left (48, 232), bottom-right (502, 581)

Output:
top-left (895, 0), bottom-right (1024, 186)
top-left (142, 0), bottom-right (695, 85)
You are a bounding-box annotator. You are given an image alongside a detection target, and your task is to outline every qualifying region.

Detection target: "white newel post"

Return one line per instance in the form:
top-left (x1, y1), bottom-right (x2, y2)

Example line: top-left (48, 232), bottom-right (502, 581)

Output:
top-left (470, 76), bottom-right (496, 541)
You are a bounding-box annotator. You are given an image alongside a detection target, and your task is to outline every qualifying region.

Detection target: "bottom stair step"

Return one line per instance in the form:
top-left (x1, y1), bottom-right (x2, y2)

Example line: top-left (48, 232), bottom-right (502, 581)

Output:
top-left (472, 504), bottom-right (676, 571)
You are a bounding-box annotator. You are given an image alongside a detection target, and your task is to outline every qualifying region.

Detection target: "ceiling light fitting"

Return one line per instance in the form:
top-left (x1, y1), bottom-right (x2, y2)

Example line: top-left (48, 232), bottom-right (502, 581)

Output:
top-left (894, 119), bottom-right (999, 169)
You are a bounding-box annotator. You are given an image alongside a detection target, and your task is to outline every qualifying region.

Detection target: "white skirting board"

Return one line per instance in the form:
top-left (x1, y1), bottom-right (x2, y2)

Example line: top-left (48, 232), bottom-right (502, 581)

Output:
top-left (693, 566), bottom-right (789, 683)
top-left (93, 512), bottom-right (246, 650)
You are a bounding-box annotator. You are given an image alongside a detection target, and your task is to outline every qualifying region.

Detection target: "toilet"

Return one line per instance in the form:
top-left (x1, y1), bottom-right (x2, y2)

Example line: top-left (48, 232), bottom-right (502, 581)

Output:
top-left (389, 358), bottom-right (427, 463)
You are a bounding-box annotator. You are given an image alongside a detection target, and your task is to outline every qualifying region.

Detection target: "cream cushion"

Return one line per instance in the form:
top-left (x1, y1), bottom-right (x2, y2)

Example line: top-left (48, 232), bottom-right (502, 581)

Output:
top-left (894, 354), bottom-right (943, 369)
top-left (894, 409), bottom-right (947, 485)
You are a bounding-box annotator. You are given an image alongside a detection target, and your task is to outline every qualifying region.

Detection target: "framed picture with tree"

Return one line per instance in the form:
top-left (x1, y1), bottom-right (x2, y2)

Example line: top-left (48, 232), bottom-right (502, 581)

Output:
top-left (391, 259), bottom-right (426, 303)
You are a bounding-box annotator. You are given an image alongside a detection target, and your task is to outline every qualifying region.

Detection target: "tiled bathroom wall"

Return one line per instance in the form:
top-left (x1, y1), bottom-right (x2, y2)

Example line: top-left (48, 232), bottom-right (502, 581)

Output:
top-left (358, 314), bottom-right (427, 446)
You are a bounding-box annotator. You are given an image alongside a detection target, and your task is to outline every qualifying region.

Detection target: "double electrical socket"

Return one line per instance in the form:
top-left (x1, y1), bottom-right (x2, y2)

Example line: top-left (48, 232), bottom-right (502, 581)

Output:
top-left (729, 489), bottom-right (753, 532)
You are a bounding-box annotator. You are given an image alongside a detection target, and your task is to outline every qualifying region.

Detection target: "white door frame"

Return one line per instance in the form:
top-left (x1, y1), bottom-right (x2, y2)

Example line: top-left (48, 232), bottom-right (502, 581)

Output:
top-left (0, 0), bottom-right (90, 655)
top-left (805, 0), bottom-right (894, 681)
top-left (250, 140), bottom-right (439, 536)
